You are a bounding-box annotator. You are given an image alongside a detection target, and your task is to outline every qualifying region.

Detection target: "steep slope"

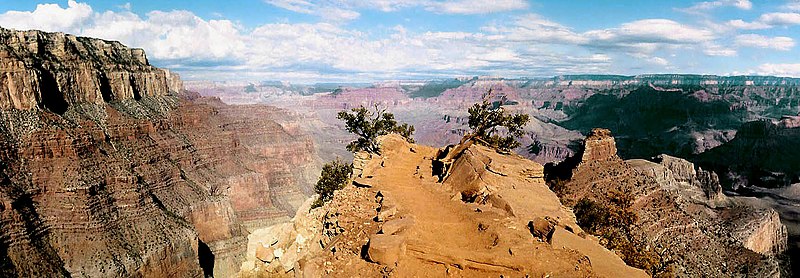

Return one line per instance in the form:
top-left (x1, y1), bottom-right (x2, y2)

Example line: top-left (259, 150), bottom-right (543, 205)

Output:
top-left (551, 129), bottom-right (787, 277)
top-left (0, 28), bottom-right (319, 277)
top-left (239, 134), bottom-right (647, 277)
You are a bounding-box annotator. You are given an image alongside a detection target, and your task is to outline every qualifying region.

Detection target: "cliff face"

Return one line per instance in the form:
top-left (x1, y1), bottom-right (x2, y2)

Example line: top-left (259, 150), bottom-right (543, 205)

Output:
top-left (0, 28), bottom-right (181, 112)
top-left (580, 128), bottom-right (619, 163)
top-left (558, 130), bottom-right (787, 276)
top-left (0, 28), bottom-right (319, 277)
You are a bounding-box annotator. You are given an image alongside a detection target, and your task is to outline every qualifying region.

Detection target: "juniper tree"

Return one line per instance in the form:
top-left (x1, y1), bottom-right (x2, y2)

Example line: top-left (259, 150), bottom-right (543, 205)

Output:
top-left (337, 105), bottom-right (415, 154)
top-left (312, 159), bottom-right (353, 208)
top-left (466, 90), bottom-right (530, 151)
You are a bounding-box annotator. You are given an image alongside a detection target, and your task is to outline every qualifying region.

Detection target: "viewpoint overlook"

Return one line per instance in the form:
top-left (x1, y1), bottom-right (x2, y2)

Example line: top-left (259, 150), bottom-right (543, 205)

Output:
top-left (2, 0), bottom-right (800, 277)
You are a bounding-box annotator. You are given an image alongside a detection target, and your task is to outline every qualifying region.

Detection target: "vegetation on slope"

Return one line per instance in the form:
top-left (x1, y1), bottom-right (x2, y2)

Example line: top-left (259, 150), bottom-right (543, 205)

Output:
top-left (337, 105), bottom-right (415, 154)
top-left (312, 159), bottom-right (353, 208)
top-left (466, 91), bottom-right (530, 151)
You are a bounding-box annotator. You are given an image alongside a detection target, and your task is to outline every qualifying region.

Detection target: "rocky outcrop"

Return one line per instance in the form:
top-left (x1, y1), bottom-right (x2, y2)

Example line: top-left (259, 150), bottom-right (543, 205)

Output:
top-left (0, 29), bottom-right (320, 277)
top-left (0, 28), bottom-right (179, 113)
top-left (580, 128), bottom-right (619, 163)
top-left (733, 209), bottom-right (788, 256)
top-left (240, 135), bottom-right (648, 277)
top-left (558, 129), bottom-right (787, 277)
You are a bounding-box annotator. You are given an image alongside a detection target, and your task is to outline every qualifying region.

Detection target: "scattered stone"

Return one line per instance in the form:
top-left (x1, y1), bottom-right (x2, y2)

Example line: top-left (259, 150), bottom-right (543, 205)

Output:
top-left (367, 234), bottom-right (407, 266)
top-left (528, 217), bottom-right (555, 240)
top-left (353, 179), bottom-right (372, 188)
top-left (255, 243), bottom-right (275, 263)
top-left (273, 248), bottom-right (285, 259)
top-left (381, 217), bottom-right (415, 235)
top-left (376, 205), bottom-right (397, 222)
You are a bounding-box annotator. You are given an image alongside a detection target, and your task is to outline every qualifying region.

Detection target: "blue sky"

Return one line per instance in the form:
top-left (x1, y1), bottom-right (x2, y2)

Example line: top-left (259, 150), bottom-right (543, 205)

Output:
top-left (1, 0), bottom-right (800, 82)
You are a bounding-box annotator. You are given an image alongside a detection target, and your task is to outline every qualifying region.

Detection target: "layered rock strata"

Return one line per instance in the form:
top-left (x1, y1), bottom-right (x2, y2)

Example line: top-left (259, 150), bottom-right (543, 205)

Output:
top-left (558, 129), bottom-right (787, 276)
top-left (0, 28), bottom-right (319, 277)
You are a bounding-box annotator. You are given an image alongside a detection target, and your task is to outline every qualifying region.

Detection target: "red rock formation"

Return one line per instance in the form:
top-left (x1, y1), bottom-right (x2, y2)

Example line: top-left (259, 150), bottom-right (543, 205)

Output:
top-left (558, 129), bottom-right (787, 276)
top-left (0, 28), bottom-right (319, 277)
top-left (580, 128), bottom-right (619, 163)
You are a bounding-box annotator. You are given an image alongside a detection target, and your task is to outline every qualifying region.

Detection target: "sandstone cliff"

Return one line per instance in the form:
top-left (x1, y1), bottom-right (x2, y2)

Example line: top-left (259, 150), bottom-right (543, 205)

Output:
top-left (0, 28), bottom-right (319, 277)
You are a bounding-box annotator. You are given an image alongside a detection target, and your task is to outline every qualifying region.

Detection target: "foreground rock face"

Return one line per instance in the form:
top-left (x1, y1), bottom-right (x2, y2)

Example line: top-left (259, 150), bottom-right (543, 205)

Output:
top-left (240, 135), bottom-right (647, 277)
top-left (558, 129), bottom-right (787, 277)
top-left (0, 29), bottom-right (319, 277)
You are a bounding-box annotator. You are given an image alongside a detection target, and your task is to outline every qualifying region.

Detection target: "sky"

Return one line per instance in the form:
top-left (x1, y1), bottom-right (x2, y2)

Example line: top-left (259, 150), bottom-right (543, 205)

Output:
top-left (1, 0), bottom-right (800, 82)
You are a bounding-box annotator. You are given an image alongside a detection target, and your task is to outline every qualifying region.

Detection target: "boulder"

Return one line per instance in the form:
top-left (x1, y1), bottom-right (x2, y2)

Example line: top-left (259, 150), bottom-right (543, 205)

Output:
top-left (381, 217), bottom-right (415, 235)
top-left (528, 217), bottom-right (555, 240)
top-left (376, 205), bottom-right (397, 222)
top-left (255, 244), bottom-right (274, 263)
top-left (367, 234), bottom-right (407, 266)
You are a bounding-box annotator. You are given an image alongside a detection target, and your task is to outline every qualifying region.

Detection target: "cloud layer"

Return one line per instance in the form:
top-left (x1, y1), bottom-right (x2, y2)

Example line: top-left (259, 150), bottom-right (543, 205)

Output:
top-left (0, 0), bottom-right (798, 81)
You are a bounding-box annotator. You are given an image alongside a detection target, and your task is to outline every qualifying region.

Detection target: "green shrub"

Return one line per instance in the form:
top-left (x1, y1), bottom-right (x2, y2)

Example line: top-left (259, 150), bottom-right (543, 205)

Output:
top-left (572, 191), bottom-right (672, 277)
top-left (466, 90), bottom-right (530, 151)
top-left (337, 105), bottom-right (415, 154)
top-left (312, 159), bottom-right (353, 208)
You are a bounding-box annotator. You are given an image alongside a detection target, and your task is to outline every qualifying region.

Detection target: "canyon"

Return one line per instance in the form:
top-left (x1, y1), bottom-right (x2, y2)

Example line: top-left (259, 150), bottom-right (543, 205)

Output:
top-left (188, 73), bottom-right (800, 273)
top-left (0, 26), bottom-right (796, 277)
top-left (0, 28), bottom-right (319, 277)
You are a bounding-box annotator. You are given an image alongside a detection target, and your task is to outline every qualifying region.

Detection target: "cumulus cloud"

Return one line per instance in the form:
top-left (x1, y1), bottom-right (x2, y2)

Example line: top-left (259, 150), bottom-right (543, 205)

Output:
top-left (1, 1), bottom-right (791, 81)
top-left (726, 19), bottom-right (771, 30)
top-left (0, 0), bottom-right (92, 33)
top-left (680, 0), bottom-right (752, 13)
top-left (735, 34), bottom-right (795, 50)
top-left (754, 63), bottom-right (800, 77)
top-left (590, 19), bottom-right (716, 44)
top-left (758, 12), bottom-right (800, 26)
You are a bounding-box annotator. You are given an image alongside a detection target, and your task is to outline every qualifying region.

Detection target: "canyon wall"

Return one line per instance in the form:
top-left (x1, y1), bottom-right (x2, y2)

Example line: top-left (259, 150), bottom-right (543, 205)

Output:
top-left (0, 28), bottom-right (319, 277)
top-left (560, 130), bottom-right (787, 276)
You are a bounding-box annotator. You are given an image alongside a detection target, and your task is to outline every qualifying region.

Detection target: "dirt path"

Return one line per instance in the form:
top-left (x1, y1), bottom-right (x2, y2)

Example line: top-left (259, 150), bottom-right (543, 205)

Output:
top-left (359, 140), bottom-right (593, 277)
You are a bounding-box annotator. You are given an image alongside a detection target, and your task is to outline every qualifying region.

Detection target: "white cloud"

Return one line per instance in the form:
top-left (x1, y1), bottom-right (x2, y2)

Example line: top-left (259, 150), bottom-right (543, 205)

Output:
top-left (726, 19), bottom-right (771, 29)
top-left (784, 1), bottom-right (800, 11)
top-left (499, 14), bottom-right (588, 44)
top-left (680, 0), bottom-right (752, 13)
top-left (758, 12), bottom-right (800, 26)
top-left (0, 0), bottom-right (92, 33)
top-left (703, 43), bottom-right (737, 56)
top-left (263, 0), bottom-right (528, 19)
top-left (1, 1), bottom-right (791, 81)
top-left (735, 34), bottom-right (795, 50)
top-left (754, 63), bottom-right (800, 76)
top-left (0, 2), bottom-right (246, 62)
top-left (426, 0), bottom-right (528, 14)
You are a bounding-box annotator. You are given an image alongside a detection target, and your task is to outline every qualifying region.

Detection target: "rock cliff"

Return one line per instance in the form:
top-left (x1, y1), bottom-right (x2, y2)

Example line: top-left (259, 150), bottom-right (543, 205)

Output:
top-left (0, 28), bottom-right (181, 112)
top-left (580, 128), bottom-right (619, 163)
top-left (555, 129), bottom-right (787, 276)
top-left (0, 28), bottom-right (319, 277)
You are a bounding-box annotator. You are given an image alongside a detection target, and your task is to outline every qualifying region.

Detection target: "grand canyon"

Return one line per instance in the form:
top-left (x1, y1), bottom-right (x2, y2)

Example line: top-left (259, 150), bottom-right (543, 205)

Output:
top-left (3, 0), bottom-right (800, 277)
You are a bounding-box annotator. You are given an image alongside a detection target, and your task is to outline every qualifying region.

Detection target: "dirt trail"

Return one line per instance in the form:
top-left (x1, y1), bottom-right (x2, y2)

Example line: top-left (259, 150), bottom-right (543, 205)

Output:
top-left (358, 139), bottom-right (595, 277)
